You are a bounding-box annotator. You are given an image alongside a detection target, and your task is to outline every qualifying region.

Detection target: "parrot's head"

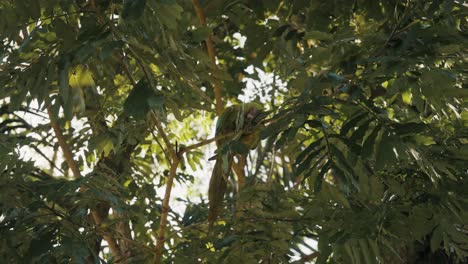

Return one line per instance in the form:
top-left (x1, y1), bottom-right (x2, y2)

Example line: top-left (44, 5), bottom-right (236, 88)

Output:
top-left (246, 105), bottom-right (260, 120)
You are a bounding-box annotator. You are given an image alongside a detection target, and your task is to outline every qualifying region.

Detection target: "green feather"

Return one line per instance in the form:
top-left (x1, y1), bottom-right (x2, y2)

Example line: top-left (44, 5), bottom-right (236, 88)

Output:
top-left (208, 102), bottom-right (265, 228)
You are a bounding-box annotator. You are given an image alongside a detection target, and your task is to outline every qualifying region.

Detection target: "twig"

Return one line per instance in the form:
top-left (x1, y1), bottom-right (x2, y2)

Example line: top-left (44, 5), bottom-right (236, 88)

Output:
top-left (17, 11), bottom-right (91, 30)
top-left (150, 129), bottom-right (171, 163)
top-left (29, 144), bottom-right (65, 174)
top-left (375, 0), bottom-right (410, 56)
top-left (191, 0), bottom-right (223, 114)
top-left (150, 112), bottom-right (176, 160)
top-left (120, 53), bottom-right (138, 86)
top-left (165, 222), bottom-right (207, 240)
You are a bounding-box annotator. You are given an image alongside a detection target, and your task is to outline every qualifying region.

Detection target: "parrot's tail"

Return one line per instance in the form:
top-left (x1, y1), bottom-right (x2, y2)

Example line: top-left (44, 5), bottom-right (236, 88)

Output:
top-left (208, 156), bottom-right (231, 230)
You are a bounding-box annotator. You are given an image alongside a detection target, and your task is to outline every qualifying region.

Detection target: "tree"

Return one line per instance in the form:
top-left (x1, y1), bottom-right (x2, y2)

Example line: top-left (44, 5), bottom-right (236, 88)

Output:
top-left (0, 0), bottom-right (467, 263)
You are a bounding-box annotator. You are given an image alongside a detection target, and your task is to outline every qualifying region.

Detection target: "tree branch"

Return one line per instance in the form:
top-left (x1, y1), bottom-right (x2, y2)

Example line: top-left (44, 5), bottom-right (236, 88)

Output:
top-left (179, 132), bottom-right (235, 155)
top-left (298, 252), bottom-right (320, 263)
top-left (191, 0), bottom-right (223, 114)
top-left (46, 104), bottom-right (122, 259)
top-left (149, 111), bottom-right (181, 264)
top-left (155, 131), bottom-right (240, 263)
top-left (150, 108), bottom-right (180, 263)
top-left (46, 106), bottom-right (81, 179)
top-left (153, 157), bottom-right (179, 264)
top-left (119, 38), bottom-right (181, 263)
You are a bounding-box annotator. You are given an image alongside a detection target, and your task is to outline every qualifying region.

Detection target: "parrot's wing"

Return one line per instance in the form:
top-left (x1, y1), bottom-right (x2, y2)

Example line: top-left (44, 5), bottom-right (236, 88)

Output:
top-left (215, 106), bottom-right (236, 135)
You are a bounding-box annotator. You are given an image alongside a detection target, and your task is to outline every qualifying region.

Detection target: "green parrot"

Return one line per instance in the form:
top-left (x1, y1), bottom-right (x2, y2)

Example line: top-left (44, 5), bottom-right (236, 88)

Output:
top-left (208, 102), bottom-right (265, 228)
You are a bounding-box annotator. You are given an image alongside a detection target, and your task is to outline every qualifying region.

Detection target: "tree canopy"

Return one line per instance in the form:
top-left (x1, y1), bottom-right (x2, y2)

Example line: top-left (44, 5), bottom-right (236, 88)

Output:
top-left (0, 0), bottom-right (467, 263)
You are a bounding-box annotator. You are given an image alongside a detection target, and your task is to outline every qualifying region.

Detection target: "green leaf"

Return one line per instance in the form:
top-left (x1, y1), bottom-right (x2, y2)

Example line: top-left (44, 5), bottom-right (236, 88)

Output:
top-left (191, 27), bottom-right (211, 42)
top-left (58, 57), bottom-right (71, 103)
top-left (89, 133), bottom-right (115, 157)
top-left (122, 0), bottom-right (147, 20)
top-left (214, 235), bottom-right (237, 250)
top-left (361, 126), bottom-right (381, 158)
top-left (358, 239), bottom-right (373, 264)
top-left (221, 152), bottom-right (230, 174)
top-left (340, 112), bottom-right (368, 136)
top-left (53, 18), bottom-right (76, 49)
top-left (368, 239), bottom-right (383, 262)
top-left (317, 234), bottom-right (332, 264)
top-left (296, 138), bottom-right (323, 164)
top-left (147, 96), bottom-right (167, 121)
top-left (124, 79), bottom-right (164, 120)
top-left (99, 41), bottom-right (123, 60)
top-left (375, 131), bottom-right (398, 170)
top-left (154, 2), bottom-right (183, 29)
top-left (25, 230), bottom-right (55, 261)
top-left (349, 119), bottom-right (373, 144)
top-left (393, 122), bottom-right (427, 136)
top-left (230, 141), bottom-right (249, 155)
top-left (314, 160), bottom-right (330, 193)
top-left (299, 151), bottom-right (326, 183)
top-left (305, 30), bottom-right (333, 41)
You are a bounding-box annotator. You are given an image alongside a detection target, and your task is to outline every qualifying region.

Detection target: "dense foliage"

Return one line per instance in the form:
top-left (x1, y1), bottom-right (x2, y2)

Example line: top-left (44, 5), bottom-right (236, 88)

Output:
top-left (1, 0), bottom-right (467, 263)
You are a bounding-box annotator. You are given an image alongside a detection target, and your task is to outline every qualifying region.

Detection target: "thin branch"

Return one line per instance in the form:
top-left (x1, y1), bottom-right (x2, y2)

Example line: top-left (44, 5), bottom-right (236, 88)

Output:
top-left (116, 7), bottom-right (222, 261)
top-left (89, 210), bottom-right (122, 260)
top-left (46, 106), bottom-right (81, 179)
top-left (375, 0), bottom-right (410, 56)
top-left (127, 46), bottom-right (153, 87)
top-left (191, 0), bottom-right (223, 114)
top-left (150, 129), bottom-right (171, 163)
top-left (119, 37), bottom-right (181, 263)
top-left (17, 11), bottom-right (92, 30)
top-left (150, 111), bottom-right (176, 160)
top-left (165, 222), bottom-right (207, 240)
top-left (46, 104), bottom-right (122, 260)
top-left (120, 53), bottom-right (138, 86)
top-left (29, 144), bottom-right (65, 174)
top-left (149, 109), bottom-right (180, 264)
top-left (298, 252), bottom-right (320, 263)
top-left (153, 156), bottom-right (179, 264)
top-left (179, 132), bottom-right (235, 155)
top-left (50, 148), bottom-right (58, 174)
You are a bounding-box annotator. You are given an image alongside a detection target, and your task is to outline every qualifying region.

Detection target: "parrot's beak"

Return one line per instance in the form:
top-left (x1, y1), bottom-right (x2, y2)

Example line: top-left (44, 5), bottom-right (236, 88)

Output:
top-left (254, 111), bottom-right (268, 124)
